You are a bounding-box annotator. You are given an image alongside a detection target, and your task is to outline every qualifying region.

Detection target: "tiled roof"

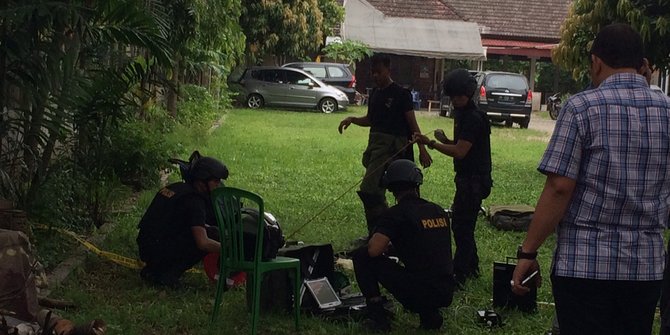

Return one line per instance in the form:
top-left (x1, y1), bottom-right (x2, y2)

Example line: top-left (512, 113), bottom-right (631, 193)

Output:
top-left (348, 0), bottom-right (571, 43)
top-left (442, 0), bottom-right (571, 41)
top-left (364, 0), bottom-right (463, 20)
top-left (481, 38), bottom-right (557, 49)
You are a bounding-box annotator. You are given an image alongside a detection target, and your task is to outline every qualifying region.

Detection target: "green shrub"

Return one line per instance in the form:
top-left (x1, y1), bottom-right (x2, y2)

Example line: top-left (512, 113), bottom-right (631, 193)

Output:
top-left (31, 157), bottom-right (131, 231)
top-left (110, 108), bottom-right (177, 191)
top-left (178, 84), bottom-right (220, 127)
top-left (227, 82), bottom-right (246, 107)
top-left (32, 105), bottom-right (176, 231)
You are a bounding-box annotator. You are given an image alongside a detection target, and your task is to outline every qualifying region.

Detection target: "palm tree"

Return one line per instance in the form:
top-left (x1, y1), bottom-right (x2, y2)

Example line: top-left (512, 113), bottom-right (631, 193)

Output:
top-left (0, 0), bottom-right (173, 209)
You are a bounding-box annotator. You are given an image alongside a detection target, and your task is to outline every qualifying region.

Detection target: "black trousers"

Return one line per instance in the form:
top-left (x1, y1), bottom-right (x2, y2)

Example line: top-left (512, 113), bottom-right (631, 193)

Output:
top-left (659, 237), bottom-right (670, 335)
top-left (352, 247), bottom-right (453, 313)
top-left (451, 174), bottom-right (491, 278)
top-left (552, 274), bottom-right (662, 335)
top-left (139, 226), bottom-right (219, 280)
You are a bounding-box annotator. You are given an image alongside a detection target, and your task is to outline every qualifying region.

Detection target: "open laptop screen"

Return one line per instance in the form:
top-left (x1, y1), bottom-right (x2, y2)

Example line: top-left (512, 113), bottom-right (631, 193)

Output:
top-left (304, 277), bottom-right (342, 309)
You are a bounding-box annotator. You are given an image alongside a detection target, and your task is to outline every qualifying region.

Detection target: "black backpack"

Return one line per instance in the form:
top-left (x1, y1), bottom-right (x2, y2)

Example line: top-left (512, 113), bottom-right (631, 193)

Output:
top-left (241, 207), bottom-right (285, 261)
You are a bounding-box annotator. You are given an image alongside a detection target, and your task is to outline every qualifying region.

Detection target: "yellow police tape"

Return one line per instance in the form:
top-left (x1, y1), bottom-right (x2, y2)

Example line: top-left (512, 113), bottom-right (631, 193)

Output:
top-left (36, 225), bottom-right (202, 274)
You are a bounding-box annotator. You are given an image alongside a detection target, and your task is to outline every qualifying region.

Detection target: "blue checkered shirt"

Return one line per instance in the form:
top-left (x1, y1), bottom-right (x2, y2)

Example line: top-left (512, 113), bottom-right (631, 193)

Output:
top-left (539, 73), bottom-right (670, 281)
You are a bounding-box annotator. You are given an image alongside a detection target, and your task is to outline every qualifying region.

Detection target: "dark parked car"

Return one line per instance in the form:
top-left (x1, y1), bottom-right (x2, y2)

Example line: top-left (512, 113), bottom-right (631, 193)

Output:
top-left (474, 71), bottom-right (532, 128)
top-left (282, 62), bottom-right (357, 104)
top-left (238, 66), bottom-right (348, 113)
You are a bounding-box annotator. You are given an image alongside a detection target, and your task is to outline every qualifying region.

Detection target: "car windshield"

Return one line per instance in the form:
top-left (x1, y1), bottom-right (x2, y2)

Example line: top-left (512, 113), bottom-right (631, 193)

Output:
top-left (301, 66), bottom-right (327, 78)
top-left (327, 66), bottom-right (346, 78)
top-left (486, 75), bottom-right (527, 90)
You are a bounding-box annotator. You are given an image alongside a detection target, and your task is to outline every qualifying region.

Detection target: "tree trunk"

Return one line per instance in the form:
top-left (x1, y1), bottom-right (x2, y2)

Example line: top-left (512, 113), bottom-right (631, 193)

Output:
top-left (167, 62), bottom-right (179, 117)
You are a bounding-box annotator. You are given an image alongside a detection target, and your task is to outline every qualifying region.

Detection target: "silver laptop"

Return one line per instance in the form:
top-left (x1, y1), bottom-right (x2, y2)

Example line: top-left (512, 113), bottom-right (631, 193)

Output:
top-left (304, 277), bottom-right (342, 309)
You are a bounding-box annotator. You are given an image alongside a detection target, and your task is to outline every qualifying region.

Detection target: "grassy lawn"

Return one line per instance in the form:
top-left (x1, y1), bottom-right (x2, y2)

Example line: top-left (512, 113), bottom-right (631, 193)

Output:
top-left (43, 106), bottom-right (661, 334)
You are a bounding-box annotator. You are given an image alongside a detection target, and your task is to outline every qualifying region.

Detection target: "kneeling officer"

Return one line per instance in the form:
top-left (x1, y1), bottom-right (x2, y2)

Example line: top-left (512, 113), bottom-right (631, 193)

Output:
top-left (137, 155), bottom-right (227, 287)
top-left (352, 159), bottom-right (455, 332)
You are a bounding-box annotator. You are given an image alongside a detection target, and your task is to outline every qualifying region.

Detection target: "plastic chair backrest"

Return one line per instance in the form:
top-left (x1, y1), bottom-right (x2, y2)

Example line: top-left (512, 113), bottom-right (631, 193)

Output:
top-left (210, 187), bottom-right (301, 335)
top-left (211, 187), bottom-right (265, 269)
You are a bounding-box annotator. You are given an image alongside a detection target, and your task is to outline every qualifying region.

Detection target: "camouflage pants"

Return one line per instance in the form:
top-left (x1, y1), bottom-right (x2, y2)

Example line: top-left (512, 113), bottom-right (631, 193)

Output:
top-left (359, 132), bottom-right (411, 196)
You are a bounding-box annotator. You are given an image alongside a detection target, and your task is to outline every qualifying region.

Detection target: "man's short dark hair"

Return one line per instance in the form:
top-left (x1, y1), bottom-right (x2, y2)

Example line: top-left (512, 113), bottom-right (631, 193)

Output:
top-left (590, 23), bottom-right (644, 70)
top-left (370, 54), bottom-right (390, 69)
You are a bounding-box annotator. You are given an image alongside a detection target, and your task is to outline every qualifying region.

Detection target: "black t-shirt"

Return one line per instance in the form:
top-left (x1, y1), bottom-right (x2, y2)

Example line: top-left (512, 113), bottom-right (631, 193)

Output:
top-left (374, 195), bottom-right (453, 276)
top-left (453, 102), bottom-right (492, 176)
top-left (137, 182), bottom-right (209, 249)
top-left (367, 82), bottom-right (413, 136)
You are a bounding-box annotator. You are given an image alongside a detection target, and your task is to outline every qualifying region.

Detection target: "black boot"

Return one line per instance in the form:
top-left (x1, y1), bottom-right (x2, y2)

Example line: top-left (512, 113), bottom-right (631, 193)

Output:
top-left (419, 309), bottom-right (443, 330)
top-left (362, 300), bottom-right (392, 333)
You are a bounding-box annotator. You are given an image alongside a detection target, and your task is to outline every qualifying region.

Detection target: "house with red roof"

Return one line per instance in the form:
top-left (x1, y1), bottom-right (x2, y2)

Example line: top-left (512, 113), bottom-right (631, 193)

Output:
top-left (338, 0), bottom-right (571, 101)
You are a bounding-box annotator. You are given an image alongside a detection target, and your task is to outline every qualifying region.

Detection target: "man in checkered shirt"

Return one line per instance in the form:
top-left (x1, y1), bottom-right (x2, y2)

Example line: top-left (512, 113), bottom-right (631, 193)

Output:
top-left (511, 23), bottom-right (670, 335)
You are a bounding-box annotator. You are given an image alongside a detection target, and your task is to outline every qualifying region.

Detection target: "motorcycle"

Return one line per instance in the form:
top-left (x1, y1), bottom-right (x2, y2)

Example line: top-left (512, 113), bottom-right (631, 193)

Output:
top-left (547, 93), bottom-right (562, 120)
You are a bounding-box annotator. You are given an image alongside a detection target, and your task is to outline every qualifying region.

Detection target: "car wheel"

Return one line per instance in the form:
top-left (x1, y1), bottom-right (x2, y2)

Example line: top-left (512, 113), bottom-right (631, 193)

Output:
top-left (319, 97), bottom-right (337, 114)
top-left (520, 117), bottom-right (530, 129)
top-left (247, 94), bottom-right (264, 109)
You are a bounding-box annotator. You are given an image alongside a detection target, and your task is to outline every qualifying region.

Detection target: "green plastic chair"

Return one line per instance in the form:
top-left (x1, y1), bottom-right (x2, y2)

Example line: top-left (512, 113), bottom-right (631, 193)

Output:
top-left (210, 187), bottom-right (300, 335)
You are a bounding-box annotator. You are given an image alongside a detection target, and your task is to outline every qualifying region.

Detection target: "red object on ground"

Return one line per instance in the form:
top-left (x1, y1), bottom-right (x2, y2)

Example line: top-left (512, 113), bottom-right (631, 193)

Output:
top-left (228, 271), bottom-right (247, 288)
top-left (202, 253), bottom-right (246, 287)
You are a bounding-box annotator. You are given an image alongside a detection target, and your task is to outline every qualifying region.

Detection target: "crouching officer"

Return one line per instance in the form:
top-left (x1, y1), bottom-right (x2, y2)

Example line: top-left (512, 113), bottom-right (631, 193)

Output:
top-left (352, 159), bottom-right (455, 332)
top-left (136, 155), bottom-right (228, 287)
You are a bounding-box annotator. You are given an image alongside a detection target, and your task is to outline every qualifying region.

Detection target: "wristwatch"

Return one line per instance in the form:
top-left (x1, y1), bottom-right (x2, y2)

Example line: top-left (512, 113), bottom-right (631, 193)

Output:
top-left (516, 245), bottom-right (537, 260)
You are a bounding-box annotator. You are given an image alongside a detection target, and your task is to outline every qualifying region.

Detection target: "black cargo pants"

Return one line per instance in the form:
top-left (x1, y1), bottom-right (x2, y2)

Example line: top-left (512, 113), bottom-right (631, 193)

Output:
top-left (451, 174), bottom-right (491, 280)
top-left (351, 247), bottom-right (453, 313)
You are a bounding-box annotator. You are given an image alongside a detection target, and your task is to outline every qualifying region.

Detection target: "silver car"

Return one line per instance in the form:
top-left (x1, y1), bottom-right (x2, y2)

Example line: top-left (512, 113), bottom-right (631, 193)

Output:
top-left (239, 66), bottom-right (349, 113)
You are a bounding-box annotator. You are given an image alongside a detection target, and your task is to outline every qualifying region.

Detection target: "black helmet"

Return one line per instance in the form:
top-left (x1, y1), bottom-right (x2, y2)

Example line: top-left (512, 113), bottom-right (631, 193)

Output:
top-left (381, 159), bottom-right (423, 191)
top-left (442, 68), bottom-right (478, 98)
top-left (190, 156), bottom-right (229, 181)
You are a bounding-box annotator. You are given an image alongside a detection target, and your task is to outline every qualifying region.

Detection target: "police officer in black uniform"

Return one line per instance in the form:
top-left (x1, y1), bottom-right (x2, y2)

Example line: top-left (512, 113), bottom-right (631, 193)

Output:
top-left (136, 155), bottom-right (228, 287)
top-left (352, 159), bottom-right (454, 332)
top-left (414, 69), bottom-right (492, 287)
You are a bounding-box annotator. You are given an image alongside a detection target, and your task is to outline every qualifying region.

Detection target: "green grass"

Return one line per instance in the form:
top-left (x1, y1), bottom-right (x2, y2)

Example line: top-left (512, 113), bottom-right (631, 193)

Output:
top-left (43, 106), bottom-right (660, 334)
top-left (532, 110), bottom-right (551, 120)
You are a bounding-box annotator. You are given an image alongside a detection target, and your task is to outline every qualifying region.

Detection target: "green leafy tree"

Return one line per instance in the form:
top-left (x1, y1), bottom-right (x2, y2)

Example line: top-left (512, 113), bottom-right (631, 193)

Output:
top-left (0, 0), bottom-right (246, 228)
top-left (163, 0), bottom-right (197, 116)
top-left (322, 40), bottom-right (372, 70)
top-left (187, 0), bottom-right (245, 83)
top-left (553, 0), bottom-right (670, 81)
top-left (0, 0), bottom-right (172, 210)
top-left (240, 0), bottom-right (342, 64)
top-left (318, 0), bottom-right (345, 36)
top-left (136, 0), bottom-right (245, 116)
